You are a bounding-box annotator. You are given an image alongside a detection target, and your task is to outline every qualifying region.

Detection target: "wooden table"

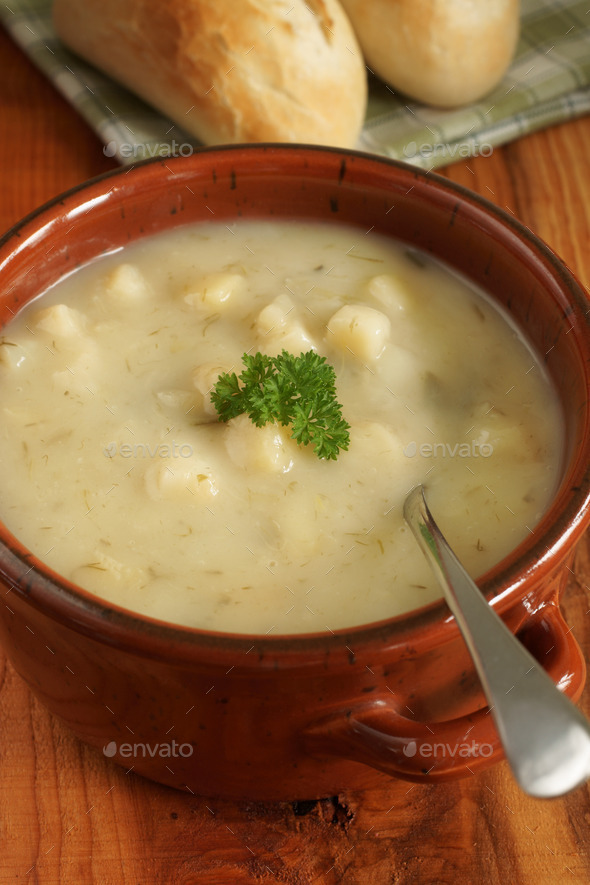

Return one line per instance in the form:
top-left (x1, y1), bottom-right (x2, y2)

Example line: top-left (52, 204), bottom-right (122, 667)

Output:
top-left (2, 23), bottom-right (590, 885)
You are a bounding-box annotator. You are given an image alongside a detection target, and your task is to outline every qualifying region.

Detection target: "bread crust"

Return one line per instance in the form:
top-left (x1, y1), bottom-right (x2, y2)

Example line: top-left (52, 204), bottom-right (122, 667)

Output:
top-left (339, 0), bottom-right (520, 107)
top-left (53, 0), bottom-right (367, 147)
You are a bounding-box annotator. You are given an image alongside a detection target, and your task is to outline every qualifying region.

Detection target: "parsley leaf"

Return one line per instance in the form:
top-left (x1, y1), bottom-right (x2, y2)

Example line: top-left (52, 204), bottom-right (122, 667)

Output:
top-left (210, 350), bottom-right (350, 460)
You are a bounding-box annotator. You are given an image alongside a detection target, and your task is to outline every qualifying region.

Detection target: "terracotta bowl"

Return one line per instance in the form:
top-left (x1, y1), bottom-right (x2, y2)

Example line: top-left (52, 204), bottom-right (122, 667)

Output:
top-left (1, 146), bottom-right (590, 801)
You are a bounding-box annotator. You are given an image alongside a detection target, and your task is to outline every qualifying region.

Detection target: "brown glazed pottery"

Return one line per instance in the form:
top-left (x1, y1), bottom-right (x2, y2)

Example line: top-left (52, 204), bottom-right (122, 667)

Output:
top-left (0, 146), bottom-right (589, 801)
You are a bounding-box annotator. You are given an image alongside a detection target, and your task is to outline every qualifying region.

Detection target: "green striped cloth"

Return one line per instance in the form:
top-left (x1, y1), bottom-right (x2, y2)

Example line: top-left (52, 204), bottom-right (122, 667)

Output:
top-left (2, 0), bottom-right (590, 169)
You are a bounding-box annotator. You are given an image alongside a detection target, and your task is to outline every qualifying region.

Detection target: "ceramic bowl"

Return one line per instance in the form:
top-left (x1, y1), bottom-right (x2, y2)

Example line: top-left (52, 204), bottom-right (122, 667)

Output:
top-left (1, 146), bottom-right (589, 800)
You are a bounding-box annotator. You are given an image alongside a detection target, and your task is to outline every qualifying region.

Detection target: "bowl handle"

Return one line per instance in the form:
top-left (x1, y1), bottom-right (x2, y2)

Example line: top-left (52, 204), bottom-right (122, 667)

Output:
top-left (303, 603), bottom-right (587, 783)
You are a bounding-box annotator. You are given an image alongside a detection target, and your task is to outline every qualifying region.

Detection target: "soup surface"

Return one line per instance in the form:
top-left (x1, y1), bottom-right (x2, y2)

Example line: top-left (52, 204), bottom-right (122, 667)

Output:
top-left (0, 221), bottom-right (563, 634)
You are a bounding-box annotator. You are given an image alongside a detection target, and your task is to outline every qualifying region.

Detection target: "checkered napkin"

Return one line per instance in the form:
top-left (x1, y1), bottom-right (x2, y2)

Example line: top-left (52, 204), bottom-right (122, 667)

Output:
top-left (2, 0), bottom-right (590, 169)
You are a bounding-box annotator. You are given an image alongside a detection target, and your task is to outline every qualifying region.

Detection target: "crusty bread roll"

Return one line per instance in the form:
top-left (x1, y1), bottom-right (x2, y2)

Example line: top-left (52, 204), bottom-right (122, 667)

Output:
top-left (339, 0), bottom-right (520, 108)
top-left (53, 0), bottom-right (367, 148)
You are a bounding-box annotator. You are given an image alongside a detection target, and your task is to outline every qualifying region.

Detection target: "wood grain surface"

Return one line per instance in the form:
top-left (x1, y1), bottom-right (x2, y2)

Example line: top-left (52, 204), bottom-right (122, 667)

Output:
top-left (2, 23), bottom-right (590, 885)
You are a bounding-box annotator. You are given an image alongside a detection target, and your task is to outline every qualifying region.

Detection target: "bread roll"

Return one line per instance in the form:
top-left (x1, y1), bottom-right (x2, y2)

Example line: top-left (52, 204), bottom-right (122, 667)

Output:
top-left (339, 0), bottom-right (520, 108)
top-left (53, 0), bottom-right (367, 148)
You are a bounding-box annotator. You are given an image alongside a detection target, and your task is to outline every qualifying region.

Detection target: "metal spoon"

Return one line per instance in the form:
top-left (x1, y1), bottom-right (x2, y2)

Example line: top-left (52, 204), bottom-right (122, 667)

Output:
top-left (403, 483), bottom-right (590, 798)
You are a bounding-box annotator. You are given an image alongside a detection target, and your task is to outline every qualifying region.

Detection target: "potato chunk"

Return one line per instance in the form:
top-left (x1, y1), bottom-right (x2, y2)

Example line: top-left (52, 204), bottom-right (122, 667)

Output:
top-left (224, 414), bottom-right (295, 473)
top-left (367, 274), bottom-right (409, 314)
top-left (33, 303), bottom-right (86, 337)
top-left (255, 293), bottom-right (295, 336)
top-left (184, 272), bottom-right (244, 309)
top-left (156, 388), bottom-right (196, 412)
top-left (0, 340), bottom-right (29, 371)
top-left (350, 421), bottom-right (402, 457)
top-left (144, 456), bottom-right (219, 500)
top-left (192, 361), bottom-right (231, 417)
top-left (327, 304), bottom-right (390, 362)
top-left (255, 294), bottom-right (316, 356)
top-left (104, 263), bottom-right (149, 304)
top-left (275, 487), bottom-right (323, 556)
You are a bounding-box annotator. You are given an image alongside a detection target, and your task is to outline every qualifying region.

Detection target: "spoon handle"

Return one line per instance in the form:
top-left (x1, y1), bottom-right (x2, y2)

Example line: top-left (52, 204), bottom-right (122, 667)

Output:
top-left (404, 484), bottom-right (590, 798)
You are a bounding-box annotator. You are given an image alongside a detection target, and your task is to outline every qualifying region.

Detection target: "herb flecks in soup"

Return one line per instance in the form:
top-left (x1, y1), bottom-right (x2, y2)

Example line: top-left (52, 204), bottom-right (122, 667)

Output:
top-left (0, 221), bottom-right (563, 634)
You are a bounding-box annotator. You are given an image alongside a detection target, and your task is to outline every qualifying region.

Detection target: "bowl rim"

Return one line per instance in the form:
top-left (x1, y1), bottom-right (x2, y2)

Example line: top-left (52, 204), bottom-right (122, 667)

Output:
top-left (1, 142), bottom-right (590, 662)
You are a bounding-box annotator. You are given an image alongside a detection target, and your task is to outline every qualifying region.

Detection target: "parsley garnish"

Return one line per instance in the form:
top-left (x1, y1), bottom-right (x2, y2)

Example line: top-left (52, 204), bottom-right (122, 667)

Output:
top-left (211, 350), bottom-right (350, 461)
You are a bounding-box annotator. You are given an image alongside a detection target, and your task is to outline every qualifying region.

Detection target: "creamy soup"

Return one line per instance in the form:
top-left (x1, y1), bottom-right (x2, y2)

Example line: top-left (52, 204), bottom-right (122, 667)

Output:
top-left (0, 221), bottom-right (563, 634)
